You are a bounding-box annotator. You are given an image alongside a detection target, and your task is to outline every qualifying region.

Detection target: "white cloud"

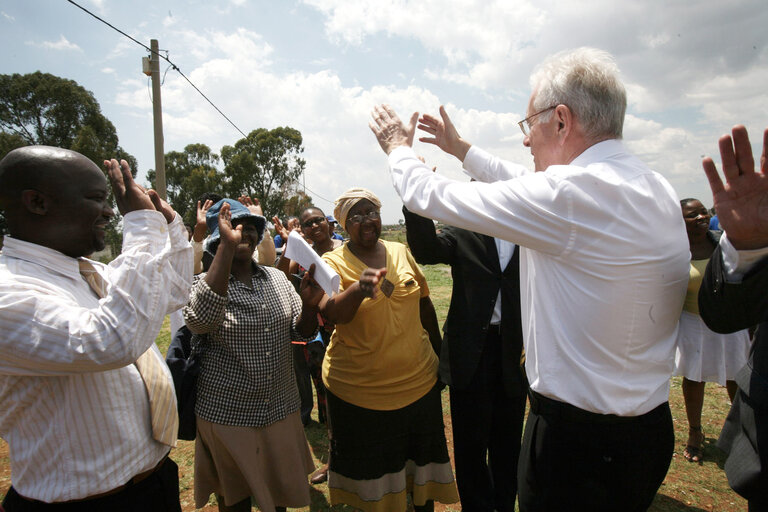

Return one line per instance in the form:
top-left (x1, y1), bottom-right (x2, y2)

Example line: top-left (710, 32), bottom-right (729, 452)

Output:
top-left (1, 11), bottom-right (15, 22)
top-left (99, 2), bottom-right (766, 220)
top-left (116, 25), bottom-right (528, 221)
top-left (27, 35), bottom-right (82, 52)
top-left (302, 0), bottom-right (768, 111)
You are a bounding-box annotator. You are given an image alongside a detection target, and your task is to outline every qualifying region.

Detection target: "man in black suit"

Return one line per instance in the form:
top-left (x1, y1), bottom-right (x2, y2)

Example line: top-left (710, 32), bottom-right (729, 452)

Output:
top-left (403, 206), bottom-right (527, 512)
top-left (698, 125), bottom-right (768, 511)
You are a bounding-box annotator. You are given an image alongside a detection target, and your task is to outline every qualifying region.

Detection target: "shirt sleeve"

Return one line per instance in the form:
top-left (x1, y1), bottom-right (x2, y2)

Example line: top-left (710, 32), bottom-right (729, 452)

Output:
top-left (161, 213), bottom-right (194, 313)
top-left (720, 234), bottom-right (768, 282)
top-left (183, 275), bottom-right (228, 334)
top-left (192, 239), bottom-right (205, 275)
top-left (388, 145), bottom-right (574, 256)
top-left (462, 145), bottom-right (531, 182)
top-left (0, 210), bottom-right (192, 376)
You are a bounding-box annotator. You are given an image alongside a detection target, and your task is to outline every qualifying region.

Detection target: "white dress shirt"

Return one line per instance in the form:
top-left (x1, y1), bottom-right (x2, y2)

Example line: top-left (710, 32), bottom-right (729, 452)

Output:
top-left (490, 238), bottom-right (516, 324)
top-left (389, 140), bottom-right (690, 415)
top-left (0, 210), bottom-right (193, 502)
top-left (720, 233), bottom-right (768, 281)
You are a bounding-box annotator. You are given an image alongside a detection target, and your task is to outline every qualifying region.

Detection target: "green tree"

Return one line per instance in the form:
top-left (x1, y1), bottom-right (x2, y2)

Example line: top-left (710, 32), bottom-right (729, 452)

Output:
top-left (147, 143), bottom-right (227, 225)
top-left (0, 72), bottom-right (138, 251)
top-left (221, 127), bottom-right (306, 219)
top-left (282, 189), bottom-right (314, 218)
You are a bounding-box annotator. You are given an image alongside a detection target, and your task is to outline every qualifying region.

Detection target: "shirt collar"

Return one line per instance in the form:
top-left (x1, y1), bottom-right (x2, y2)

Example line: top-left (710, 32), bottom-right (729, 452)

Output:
top-left (1, 236), bottom-right (87, 281)
top-left (227, 261), bottom-right (266, 283)
top-left (569, 138), bottom-right (625, 168)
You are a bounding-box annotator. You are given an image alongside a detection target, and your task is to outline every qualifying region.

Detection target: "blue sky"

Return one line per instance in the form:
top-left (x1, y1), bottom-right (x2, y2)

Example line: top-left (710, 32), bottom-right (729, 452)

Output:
top-left (2, 0), bottom-right (767, 223)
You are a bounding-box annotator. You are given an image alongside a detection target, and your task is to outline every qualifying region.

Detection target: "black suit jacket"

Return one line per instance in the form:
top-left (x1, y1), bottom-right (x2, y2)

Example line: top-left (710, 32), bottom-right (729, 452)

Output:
top-left (699, 246), bottom-right (768, 500)
top-left (403, 207), bottom-right (525, 396)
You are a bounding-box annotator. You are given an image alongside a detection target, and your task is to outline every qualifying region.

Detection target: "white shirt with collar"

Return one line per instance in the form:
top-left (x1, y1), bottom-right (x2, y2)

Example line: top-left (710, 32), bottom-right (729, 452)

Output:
top-left (0, 210), bottom-right (193, 503)
top-left (388, 140), bottom-right (690, 416)
top-left (720, 233), bottom-right (768, 281)
top-left (490, 238), bottom-right (516, 325)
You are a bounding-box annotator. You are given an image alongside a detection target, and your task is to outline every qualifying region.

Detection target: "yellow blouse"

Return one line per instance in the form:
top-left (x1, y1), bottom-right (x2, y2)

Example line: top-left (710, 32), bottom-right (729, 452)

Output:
top-left (683, 258), bottom-right (709, 315)
top-left (321, 240), bottom-right (438, 410)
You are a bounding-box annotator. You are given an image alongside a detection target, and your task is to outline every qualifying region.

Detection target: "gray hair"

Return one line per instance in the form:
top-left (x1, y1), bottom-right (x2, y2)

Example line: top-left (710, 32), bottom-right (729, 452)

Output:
top-left (530, 47), bottom-right (626, 140)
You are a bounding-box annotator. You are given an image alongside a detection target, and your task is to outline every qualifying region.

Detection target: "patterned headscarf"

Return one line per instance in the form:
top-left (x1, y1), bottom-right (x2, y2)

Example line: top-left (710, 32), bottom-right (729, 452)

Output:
top-left (333, 187), bottom-right (382, 231)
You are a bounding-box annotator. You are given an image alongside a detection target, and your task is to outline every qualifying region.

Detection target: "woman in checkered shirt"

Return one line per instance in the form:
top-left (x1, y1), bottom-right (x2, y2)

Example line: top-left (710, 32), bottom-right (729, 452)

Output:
top-left (183, 199), bottom-right (325, 512)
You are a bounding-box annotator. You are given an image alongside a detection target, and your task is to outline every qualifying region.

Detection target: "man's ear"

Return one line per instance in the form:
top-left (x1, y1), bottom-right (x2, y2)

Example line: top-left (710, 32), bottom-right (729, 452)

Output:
top-left (554, 105), bottom-right (573, 143)
top-left (20, 189), bottom-right (50, 216)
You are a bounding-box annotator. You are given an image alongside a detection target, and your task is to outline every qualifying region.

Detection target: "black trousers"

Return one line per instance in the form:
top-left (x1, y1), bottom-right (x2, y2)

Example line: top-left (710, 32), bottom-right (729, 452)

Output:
top-left (518, 391), bottom-right (673, 512)
top-left (1, 457), bottom-right (181, 512)
top-left (449, 327), bottom-right (527, 512)
top-left (292, 342), bottom-right (314, 425)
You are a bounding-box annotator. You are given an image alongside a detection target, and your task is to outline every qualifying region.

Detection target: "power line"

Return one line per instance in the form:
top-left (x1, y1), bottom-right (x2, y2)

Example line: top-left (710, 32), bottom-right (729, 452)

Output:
top-left (67, 0), bottom-right (332, 205)
top-left (66, 0), bottom-right (247, 138)
top-left (302, 184), bottom-right (334, 205)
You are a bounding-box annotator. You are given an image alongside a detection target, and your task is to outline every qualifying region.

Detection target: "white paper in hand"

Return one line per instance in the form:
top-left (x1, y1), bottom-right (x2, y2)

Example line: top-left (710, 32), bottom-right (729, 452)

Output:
top-left (284, 230), bottom-right (340, 297)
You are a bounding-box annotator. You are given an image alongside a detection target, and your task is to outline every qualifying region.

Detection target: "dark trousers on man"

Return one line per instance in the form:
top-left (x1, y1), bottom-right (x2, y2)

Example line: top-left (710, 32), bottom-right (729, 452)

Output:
top-left (292, 341), bottom-right (327, 426)
top-left (518, 391), bottom-right (673, 512)
top-left (449, 327), bottom-right (527, 512)
top-left (1, 457), bottom-right (181, 512)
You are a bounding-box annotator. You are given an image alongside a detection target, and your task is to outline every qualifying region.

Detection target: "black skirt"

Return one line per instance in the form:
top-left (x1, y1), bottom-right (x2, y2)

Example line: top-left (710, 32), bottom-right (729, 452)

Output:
top-left (325, 383), bottom-right (459, 512)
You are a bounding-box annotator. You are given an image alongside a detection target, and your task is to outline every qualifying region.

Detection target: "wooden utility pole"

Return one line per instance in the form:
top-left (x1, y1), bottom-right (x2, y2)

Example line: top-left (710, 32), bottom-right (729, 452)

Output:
top-left (144, 39), bottom-right (166, 199)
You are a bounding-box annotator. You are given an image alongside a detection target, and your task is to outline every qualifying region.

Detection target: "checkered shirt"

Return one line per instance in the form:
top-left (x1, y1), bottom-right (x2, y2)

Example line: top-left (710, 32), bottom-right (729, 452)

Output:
top-left (184, 265), bottom-right (317, 427)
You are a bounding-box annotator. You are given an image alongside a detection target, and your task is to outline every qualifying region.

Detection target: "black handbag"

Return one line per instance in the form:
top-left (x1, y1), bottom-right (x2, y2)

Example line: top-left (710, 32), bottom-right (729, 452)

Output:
top-left (165, 325), bottom-right (200, 441)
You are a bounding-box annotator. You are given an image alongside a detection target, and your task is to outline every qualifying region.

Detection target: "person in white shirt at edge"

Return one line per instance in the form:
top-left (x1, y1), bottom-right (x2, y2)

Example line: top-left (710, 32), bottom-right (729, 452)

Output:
top-left (369, 47), bottom-right (690, 512)
top-left (0, 146), bottom-right (193, 511)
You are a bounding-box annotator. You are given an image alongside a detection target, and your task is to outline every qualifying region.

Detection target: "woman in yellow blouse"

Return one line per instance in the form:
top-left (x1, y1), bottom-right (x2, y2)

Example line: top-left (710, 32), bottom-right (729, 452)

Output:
top-left (318, 188), bottom-right (458, 512)
top-left (674, 198), bottom-right (751, 463)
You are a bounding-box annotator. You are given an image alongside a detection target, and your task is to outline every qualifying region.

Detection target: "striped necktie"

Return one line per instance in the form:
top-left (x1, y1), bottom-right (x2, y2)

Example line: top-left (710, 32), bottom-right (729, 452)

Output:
top-left (78, 259), bottom-right (179, 447)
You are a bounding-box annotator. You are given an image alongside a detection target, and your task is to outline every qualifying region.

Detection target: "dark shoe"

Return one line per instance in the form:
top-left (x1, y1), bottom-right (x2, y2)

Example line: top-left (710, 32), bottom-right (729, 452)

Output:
top-left (310, 464), bottom-right (328, 484)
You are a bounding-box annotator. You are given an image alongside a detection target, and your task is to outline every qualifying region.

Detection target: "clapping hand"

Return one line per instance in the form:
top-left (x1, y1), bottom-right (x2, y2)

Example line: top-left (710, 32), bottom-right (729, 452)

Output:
top-left (194, 199), bottom-right (214, 242)
top-left (218, 202), bottom-right (242, 250)
top-left (273, 215), bottom-right (290, 242)
top-left (358, 267), bottom-right (387, 299)
top-left (299, 264), bottom-right (325, 308)
top-left (702, 126), bottom-right (768, 250)
top-left (104, 158), bottom-right (176, 222)
top-left (238, 195), bottom-right (264, 216)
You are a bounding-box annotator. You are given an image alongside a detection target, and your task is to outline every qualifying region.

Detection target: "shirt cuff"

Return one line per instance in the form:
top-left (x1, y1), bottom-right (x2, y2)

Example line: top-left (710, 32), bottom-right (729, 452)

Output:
top-left (388, 145), bottom-right (419, 166)
top-left (122, 210), bottom-right (169, 247)
top-left (720, 233), bottom-right (768, 282)
top-left (167, 213), bottom-right (191, 248)
top-left (462, 145), bottom-right (488, 177)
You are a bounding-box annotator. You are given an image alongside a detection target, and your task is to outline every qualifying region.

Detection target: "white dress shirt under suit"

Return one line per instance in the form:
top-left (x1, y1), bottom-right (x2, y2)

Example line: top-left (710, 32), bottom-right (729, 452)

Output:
top-left (0, 210), bottom-right (193, 503)
top-left (388, 140), bottom-right (690, 416)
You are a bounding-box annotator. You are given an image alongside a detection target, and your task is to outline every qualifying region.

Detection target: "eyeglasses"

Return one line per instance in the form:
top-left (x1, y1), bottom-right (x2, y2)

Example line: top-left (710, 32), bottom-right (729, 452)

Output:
top-left (302, 216), bottom-right (326, 228)
top-left (347, 211), bottom-right (381, 224)
top-left (518, 105), bottom-right (558, 136)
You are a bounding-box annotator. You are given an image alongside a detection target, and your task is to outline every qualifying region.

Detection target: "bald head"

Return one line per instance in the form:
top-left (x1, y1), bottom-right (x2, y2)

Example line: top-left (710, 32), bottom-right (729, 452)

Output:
top-left (0, 146), bottom-right (98, 201)
top-left (0, 145), bottom-right (113, 257)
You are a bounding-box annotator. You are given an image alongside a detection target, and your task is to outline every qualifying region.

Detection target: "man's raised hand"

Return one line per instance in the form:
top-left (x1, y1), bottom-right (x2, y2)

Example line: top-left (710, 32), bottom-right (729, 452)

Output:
top-left (418, 105), bottom-right (471, 161)
top-left (702, 125), bottom-right (768, 250)
top-left (369, 104), bottom-right (418, 155)
top-left (104, 159), bottom-right (155, 215)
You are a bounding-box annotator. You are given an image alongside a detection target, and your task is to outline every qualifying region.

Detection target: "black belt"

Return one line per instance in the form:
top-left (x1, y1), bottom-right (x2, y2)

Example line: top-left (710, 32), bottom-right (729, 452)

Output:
top-left (528, 390), bottom-right (668, 425)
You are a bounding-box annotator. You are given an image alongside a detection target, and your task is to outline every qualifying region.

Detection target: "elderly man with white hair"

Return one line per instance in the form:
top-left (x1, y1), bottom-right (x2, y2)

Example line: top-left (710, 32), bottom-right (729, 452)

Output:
top-left (370, 48), bottom-right (690, 511)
